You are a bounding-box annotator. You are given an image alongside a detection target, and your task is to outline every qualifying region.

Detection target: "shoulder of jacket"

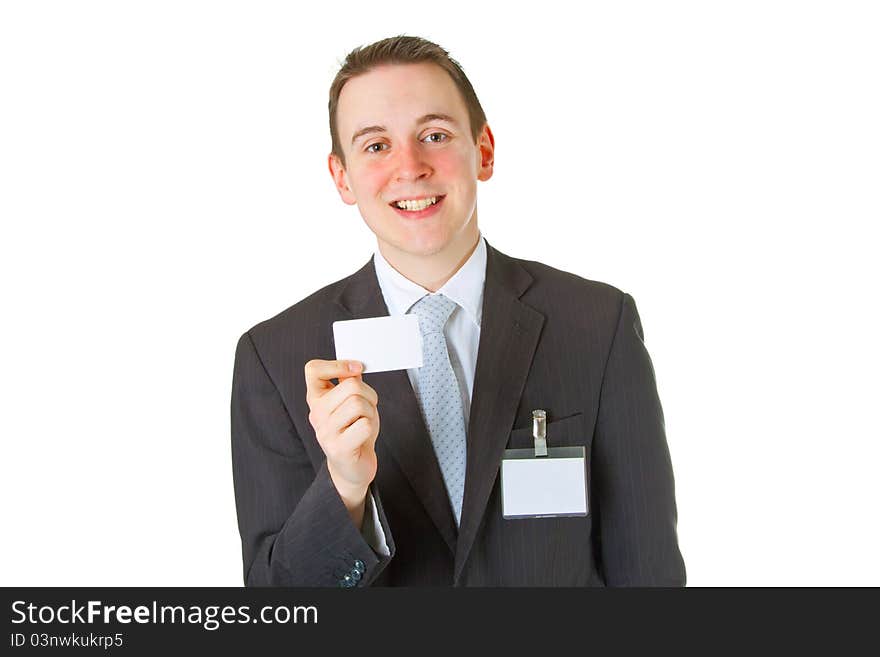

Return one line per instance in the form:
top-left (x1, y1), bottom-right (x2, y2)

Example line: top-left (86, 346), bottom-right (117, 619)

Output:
top-left (508, 253), bottom-right (627, 306)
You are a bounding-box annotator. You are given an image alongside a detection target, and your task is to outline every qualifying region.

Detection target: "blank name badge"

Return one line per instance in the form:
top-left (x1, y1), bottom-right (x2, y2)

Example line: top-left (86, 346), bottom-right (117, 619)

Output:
top-left (500, 410), bottom-right (588, 519)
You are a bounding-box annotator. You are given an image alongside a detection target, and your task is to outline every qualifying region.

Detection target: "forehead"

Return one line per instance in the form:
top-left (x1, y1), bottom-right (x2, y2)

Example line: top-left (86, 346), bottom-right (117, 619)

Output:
top-left (337, 62), bottom-right (468, 137)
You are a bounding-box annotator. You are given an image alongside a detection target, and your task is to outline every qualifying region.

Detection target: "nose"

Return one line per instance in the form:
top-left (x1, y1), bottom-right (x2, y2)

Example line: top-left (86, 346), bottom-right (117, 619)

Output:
top-left (393, 141), bottom-right (432, 183)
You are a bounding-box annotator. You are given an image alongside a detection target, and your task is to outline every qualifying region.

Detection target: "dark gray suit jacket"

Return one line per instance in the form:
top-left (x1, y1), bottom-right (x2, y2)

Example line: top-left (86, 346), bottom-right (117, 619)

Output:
top-left (231, 241), bottom-right (685, 586)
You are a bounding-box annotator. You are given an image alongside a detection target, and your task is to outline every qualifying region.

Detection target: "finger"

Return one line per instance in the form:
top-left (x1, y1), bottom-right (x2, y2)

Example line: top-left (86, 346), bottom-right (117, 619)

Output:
top-left (337, 416), bottom-right (377, 453)
top-left (315, 377), bottom-right (379, 418)
top-left (327, 395), bottom-right (377, 435)
top-left (304, 359), bottom-right (363, 402)
top-left (323, 404), bottom-right (377, 459)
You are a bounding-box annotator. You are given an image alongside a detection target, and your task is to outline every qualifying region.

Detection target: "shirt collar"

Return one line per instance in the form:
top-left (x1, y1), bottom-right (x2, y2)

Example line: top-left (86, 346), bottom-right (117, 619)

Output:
top-left (373, 234), bottom-right (487, 328)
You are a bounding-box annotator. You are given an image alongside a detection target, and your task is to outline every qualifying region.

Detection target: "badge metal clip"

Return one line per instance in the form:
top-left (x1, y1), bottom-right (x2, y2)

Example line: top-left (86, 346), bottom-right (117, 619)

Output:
top-left (532, 409), bottom-right (548, 457)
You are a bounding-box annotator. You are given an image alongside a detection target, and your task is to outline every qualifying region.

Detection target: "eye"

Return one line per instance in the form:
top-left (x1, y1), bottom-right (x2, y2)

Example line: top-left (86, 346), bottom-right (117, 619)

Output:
top-left (423, 132), bottom-right (448, 144)
top-left (365, 142), bottom-right (388, 154)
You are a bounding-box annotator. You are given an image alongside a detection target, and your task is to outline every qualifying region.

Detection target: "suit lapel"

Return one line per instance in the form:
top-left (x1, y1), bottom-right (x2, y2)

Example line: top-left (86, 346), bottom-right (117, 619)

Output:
top-left (333, 258), bottom-right (458, 554)
top-left (454, 243), bottom-right (544, 583)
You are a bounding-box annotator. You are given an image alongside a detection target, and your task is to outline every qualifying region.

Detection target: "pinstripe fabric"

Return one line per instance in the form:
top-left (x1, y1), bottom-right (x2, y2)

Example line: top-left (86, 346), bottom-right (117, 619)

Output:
top-left (231, 240), bottom-right (685, 586)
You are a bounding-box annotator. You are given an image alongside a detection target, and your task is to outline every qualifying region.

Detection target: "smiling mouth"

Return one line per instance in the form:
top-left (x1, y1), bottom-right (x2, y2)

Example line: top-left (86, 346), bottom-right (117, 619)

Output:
top-left (388, 195), bottom-right (445, 211)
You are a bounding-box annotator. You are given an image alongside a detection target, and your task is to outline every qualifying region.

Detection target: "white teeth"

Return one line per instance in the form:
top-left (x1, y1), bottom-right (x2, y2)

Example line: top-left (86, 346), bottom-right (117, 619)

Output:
top-left (394, 196), bottom-right (438, 211)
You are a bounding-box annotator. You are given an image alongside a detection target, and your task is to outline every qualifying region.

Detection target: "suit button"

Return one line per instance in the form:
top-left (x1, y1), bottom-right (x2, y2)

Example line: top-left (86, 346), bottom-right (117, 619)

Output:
top-left (354, 560), bottom-right (365, 574)
top-left (350, 568), bottom-right (362, 582)
top-left (340, 573), bottom-right (355, 587)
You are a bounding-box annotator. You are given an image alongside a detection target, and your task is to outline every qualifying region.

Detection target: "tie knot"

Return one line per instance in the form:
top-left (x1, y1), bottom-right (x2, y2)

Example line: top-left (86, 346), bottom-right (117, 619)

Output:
top-left (408, 293), bottom-right (457, 334)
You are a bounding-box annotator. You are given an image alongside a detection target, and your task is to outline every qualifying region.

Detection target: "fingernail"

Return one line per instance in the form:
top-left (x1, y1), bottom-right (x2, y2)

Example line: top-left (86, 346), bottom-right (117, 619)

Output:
top-left (348, 361), bottom-right (362, 373)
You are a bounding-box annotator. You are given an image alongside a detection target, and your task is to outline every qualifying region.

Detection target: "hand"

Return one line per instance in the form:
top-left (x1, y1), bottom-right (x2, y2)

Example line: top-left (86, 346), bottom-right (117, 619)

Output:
top-left (304, 359), bottom-right (380, 517)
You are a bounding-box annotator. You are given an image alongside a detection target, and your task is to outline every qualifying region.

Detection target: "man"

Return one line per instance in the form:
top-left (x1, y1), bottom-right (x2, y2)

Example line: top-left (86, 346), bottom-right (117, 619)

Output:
top-left (231, 35), bottom-right (685, 586)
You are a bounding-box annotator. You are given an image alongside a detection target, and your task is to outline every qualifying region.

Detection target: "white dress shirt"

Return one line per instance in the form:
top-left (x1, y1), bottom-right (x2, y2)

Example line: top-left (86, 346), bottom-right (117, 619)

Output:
top-left (360, 234), bottom-right (488, 555)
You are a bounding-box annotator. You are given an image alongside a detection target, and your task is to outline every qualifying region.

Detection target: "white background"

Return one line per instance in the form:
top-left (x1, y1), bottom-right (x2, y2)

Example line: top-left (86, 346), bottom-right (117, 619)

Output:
top-left (1, 1), bottom-right (878, 586)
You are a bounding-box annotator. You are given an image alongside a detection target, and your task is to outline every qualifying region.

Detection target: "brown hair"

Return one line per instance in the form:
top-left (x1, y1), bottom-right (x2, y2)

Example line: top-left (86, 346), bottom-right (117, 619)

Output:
top-left (328, 35), bottom-right (487, 167)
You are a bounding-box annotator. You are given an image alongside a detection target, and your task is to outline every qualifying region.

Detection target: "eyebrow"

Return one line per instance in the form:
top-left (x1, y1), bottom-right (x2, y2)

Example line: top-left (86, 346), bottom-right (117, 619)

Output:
top-left (350, 113), bottom-right (459, 146)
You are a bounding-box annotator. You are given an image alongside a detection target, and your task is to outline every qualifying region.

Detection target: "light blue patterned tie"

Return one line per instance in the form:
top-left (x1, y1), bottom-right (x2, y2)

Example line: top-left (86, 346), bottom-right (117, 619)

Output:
top-left (408, 293), bottom-right (467, 526)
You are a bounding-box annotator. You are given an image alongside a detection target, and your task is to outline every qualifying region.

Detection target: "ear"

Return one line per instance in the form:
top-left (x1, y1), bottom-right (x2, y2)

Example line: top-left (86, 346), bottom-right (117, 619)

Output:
top-left (328, 152), bottom-right (358, 205)
top-left (476, 123), bottom-right (495, 182)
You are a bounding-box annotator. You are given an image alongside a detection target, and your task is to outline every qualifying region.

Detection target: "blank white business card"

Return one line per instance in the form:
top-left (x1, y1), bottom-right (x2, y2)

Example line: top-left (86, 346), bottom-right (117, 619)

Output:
top-left (333, 315), bottom-right (423, 374)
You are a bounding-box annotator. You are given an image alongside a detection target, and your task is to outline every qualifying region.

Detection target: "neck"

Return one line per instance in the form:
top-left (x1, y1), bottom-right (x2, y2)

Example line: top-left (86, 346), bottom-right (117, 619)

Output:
top-left (379, 222), bottom-right (481, 293)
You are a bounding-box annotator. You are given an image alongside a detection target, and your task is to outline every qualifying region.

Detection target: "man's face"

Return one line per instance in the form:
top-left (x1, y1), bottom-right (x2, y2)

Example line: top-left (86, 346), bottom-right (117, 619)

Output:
top-left (329, 62), bottom-right (494, 259)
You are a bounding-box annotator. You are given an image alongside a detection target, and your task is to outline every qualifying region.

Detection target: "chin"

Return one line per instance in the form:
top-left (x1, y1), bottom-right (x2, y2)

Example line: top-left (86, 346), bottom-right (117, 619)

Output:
top-left (369, 223), bottom-right (448, 256)
top-left (398, 241), bottom-right (449, 258)
top-left (389, 233), bottom-right (453, 258)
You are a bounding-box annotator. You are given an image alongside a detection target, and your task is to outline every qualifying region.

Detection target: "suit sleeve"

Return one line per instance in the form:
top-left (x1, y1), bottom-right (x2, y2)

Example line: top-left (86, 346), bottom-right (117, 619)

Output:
top-left (231, 331), bottom-right (395, 586)
top-left (591, 293), bottom-right (686, 586)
